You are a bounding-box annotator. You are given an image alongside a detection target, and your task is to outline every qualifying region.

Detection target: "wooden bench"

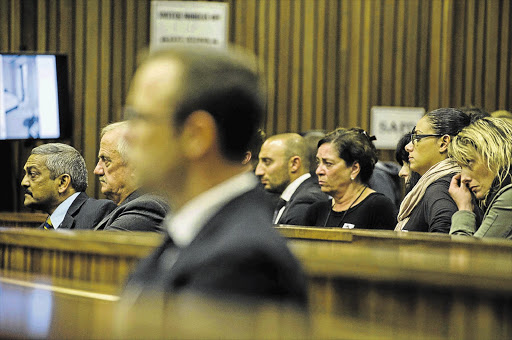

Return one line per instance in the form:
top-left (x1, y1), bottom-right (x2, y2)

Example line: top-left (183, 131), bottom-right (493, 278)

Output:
top-left (0, 227), bottom-right (162, 286)
top-left (1, 227), bottom-right (511, 338)
top-left (276, 224), bottom-right (512, 257)
top-left (0, 212), bottom-right (46, 228)
top-left (278, 226), bottom-right (512, 338)
top-left (0, 269), bottom-right (431, 339)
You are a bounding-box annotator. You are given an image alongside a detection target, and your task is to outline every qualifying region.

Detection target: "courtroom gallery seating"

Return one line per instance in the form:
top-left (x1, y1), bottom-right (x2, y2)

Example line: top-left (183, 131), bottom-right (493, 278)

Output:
top-left (1, 223), bottom-right (512, 338)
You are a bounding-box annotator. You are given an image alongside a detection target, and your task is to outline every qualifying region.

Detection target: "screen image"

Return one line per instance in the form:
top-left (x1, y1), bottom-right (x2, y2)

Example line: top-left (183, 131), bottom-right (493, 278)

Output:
top-left (0, 54), bottom-right (66, 140)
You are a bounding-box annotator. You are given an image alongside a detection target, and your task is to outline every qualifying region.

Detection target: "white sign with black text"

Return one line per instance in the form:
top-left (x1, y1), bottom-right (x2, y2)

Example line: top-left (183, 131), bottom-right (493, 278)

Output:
top-left (370, 106), bottom-right (425, 149)
top-left (151, 1), bottom-right (228, 51)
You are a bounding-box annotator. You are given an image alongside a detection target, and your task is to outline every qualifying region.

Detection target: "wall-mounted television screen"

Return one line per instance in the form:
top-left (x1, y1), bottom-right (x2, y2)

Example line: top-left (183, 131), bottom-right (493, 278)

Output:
top-left (0, 53), bottom-right (70, 140)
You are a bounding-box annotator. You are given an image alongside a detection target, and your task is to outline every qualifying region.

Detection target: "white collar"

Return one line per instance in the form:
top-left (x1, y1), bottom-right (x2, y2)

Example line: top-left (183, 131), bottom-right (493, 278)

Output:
top-left (280, 173), bottom-right (311, 201)
top-left (50, 192), bottom-right (81, 229)
top-left (167, 172), bottom-right (258, 247)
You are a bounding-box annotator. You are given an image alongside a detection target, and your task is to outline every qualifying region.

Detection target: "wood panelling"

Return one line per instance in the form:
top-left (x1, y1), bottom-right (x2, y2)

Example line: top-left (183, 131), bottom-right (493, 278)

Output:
top-left (1, 0), bottom-right (512, 205)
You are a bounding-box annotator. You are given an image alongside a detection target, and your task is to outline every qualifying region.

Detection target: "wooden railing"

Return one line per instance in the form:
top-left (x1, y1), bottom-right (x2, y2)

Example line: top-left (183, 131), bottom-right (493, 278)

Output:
top-left (0, 212), bottom-right (46, 228)
top-left (0, 227), bottom-right (511, 338)
top-left (0, 228), bottom-right (161, 286)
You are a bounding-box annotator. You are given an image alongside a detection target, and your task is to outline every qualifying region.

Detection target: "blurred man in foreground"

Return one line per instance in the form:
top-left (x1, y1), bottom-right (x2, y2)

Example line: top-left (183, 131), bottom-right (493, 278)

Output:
top-left (123, 46), bottom-right (307, 307)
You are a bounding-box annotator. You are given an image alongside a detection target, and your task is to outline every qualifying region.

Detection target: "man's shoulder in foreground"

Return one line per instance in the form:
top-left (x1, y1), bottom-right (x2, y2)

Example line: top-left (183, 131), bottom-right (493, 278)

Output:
top-left (126, 186), bottom-right (308, 307)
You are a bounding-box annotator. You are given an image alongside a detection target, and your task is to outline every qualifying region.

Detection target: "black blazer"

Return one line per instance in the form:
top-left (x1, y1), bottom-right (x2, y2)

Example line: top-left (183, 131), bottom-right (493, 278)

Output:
top-left (277, 176), bottom-right (328, 225)
top-left (40, 192), bottom-right (116, 230)
top-left (93, 190), bottom-right (169, 232)
top-left (124, 186), bottom-right (308, 307)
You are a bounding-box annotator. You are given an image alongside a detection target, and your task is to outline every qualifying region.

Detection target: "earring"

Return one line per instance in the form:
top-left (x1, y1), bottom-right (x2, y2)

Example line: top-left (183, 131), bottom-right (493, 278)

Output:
top-left (350, 177), bottom-right (354, 181)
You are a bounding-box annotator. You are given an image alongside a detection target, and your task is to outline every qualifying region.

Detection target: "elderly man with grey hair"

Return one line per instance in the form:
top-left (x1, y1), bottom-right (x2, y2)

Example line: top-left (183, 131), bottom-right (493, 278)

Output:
top-left (21, 143), bottom-right (116, 230)
top-left (93, 121), bottom-right (169, 232)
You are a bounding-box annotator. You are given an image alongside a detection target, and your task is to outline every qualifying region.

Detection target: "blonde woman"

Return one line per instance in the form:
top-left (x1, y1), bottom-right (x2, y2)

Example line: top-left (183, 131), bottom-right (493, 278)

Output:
top-left (448, 117), bottom-right (512, 239)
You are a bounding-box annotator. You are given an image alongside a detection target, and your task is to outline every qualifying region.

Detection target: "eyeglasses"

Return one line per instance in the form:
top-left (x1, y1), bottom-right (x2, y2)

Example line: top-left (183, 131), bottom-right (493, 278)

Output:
top-left (410, 132), bottom-right (444, 144)
top-left (123, 106), bottom-right (171, 125)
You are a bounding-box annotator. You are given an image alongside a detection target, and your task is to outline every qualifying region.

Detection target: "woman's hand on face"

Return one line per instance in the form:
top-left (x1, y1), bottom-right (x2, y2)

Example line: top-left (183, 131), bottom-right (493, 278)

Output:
top-left (449, 173), bottom-right (474, 211)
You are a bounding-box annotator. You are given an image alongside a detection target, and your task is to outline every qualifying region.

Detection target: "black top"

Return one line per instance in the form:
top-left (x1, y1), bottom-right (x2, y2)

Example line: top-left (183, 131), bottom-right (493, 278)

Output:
top-left (303, 192), bottom-right (397, 230)
top-left (403, 174), bottom-right (481, 233)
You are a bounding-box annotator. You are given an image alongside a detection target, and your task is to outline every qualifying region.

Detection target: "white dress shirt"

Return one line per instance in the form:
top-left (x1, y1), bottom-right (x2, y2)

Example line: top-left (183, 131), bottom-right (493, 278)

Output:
top-left (274, 173), bottom-right (311, 224)
top-left (49, 192), bottom-right (81, 229)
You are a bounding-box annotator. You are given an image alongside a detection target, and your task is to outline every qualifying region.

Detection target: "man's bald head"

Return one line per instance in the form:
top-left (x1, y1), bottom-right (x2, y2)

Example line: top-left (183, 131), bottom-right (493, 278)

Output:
top-left (267, 133), bottom-right (310, 169)
top-left (255, 133), bottom-right (309, 194)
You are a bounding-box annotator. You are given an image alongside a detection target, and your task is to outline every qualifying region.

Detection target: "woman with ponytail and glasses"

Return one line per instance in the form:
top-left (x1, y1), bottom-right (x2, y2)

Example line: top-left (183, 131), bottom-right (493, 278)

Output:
top-left (303, 127), bottom-right (397, 230)
top-left (448, 117), bottom-right (512, 239)
top-left (395, 108), bottom-right (481, 233)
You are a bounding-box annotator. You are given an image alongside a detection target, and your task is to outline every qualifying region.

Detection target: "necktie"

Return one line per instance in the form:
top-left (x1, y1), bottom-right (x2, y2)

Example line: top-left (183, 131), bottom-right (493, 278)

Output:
top-left (273, 198), bottom-right (287, 224)
top-left (43, 216), bottom-right (53, 230)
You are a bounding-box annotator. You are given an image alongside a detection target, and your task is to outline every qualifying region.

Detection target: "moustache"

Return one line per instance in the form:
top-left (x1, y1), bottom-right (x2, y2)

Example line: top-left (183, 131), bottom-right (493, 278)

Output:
top-left (24, 189), bottom-right (33, 196)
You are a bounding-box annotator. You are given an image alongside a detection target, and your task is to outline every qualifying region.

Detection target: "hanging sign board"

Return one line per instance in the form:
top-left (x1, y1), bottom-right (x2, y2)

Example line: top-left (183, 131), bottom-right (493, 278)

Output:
top-left (150, 1), bottom-right (228, 51)
top-left (370, 106), bottom-right (425, 149)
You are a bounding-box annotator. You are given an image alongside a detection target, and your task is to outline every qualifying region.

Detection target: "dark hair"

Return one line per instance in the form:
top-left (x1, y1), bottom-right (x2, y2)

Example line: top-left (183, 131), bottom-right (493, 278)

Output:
top-left (394, 133), bottom-right (420, 194)
top-left (395, 133), bottom-right (411, 166)
top-left (318, 127), bottom-right (378, 184)
top-left (247, 128), bottom-right (266, 169)
top-left (149, 47), bottom-right (265, 162)
top-left (458, 106), bottom-right (490, 121)
top-left (424, 108), bottom-right (472, 136)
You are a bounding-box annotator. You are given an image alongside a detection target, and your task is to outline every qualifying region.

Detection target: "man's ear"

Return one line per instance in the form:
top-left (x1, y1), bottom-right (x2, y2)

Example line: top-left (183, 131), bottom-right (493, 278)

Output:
top-left (242, 151), bottom-right (252, 165)
top-left (181, 110), bottom-right (217, 160)
top-left (439, 135), bottom-right (451, 153)
top-left (289, 156), bottom-right (301, 173)
top-left (57, 174), bottom-right (72, 194)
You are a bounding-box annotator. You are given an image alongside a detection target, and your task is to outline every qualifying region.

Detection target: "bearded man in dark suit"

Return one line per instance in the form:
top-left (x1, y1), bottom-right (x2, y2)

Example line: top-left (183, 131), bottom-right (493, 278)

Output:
top-left (255, 133), bottom-right (328, 225)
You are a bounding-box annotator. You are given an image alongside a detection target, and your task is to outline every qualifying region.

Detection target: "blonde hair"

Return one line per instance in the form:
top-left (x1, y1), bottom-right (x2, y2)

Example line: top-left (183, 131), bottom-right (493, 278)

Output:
top-left (491, 110), bottom-right (512, 125)
top-left (449, 117), bottom-right (512, 189)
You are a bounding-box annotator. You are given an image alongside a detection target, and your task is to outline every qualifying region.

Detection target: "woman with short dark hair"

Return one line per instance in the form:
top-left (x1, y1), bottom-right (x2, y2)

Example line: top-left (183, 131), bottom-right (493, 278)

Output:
top-left (303, 127), bottom-right (396, 229)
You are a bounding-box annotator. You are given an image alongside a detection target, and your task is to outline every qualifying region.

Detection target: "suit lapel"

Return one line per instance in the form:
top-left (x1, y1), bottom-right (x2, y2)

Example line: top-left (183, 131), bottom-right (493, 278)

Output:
top-left (94, 213), bottom-right (110, 230)
top-left (57, 193), bottom-right (88, 229)
top-left (278, 178), bottom-right (311, 224)
top-left (163, 191), bottom-right (245, 283)
top-left (94, 190), bottom-right (139, 230)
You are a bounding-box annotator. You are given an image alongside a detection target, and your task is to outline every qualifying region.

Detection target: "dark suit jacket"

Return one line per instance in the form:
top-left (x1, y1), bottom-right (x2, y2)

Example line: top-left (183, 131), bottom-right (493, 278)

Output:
top-left (277, 176), bottom-right (328, 225)
top-left (93, 190), bottom-right (169, 232)
top-left (39, 192), bottom-right (116, 230)
top-left (125, 186), bottom-right (308, 307)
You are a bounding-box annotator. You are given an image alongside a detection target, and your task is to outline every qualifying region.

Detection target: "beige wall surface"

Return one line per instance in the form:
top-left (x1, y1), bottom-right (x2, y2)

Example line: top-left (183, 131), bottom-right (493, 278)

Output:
top-left (1, 0), bottom-right (511, 205)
